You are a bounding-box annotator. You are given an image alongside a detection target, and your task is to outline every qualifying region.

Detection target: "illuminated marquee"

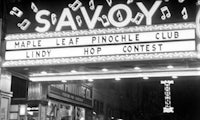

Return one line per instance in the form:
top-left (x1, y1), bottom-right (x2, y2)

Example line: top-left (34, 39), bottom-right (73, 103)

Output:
top-left (4, 0), bottom-right (198, 65)
top-left (6, 29), bottom-right (194, 50)
top-left (5, 29), bottom-right (196, 60)
top-left (6, 0), bottom-right (196, 33)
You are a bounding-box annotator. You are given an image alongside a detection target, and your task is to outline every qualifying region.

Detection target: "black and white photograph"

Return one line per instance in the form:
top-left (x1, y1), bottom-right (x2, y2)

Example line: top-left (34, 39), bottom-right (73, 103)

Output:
top-left (0, 0), bottom-right (200, 120)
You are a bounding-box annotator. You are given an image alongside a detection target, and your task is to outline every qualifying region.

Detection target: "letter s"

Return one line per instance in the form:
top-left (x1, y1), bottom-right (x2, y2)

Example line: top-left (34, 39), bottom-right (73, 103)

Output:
top-left (35, 10), bottom-right (51, 32)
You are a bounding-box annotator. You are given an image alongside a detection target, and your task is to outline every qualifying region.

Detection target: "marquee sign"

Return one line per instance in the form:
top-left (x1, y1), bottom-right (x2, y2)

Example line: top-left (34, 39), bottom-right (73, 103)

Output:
top-left (6, 0), bottom-right (197, 33)
top-left (5, 29), bottom-right (196, 60)
top-left (4, 0), bottom-right (198, 66)
top-left (48, 85), bottom-right (92, 108)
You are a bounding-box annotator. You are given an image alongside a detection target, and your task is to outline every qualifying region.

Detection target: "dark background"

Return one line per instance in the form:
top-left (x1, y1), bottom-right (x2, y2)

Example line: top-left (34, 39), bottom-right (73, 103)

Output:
top-left (5, 0), bottom-right (197, 34)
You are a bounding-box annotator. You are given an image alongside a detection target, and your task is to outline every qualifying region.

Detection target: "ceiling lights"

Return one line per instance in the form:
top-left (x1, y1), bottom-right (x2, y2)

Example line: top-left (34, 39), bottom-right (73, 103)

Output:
top-left (143, 76), bottom-right (149, 80)
top-left (172, 76), bottom-right (178, 79)
top-left (167, 65), bottom-right (174, 69)
top-left (40, 71), bottom-right (47, 75)
top-left (102, 68), bottom-right (108, 72)
top-left (61, 80), bottom-right (67, 83)
top-left (70, 70), bottom-right (77, 73)
top-left (115, 77), bottom-right (121, 81)
top-left (88, 79), bottom-right (94, 82)
top-left (134, 67), bottom-right (141, 70)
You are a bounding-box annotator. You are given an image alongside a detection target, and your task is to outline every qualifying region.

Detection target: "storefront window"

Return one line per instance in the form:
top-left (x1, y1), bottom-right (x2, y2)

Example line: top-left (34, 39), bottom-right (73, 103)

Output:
top-left (47, 100), bottom-right (74, 120)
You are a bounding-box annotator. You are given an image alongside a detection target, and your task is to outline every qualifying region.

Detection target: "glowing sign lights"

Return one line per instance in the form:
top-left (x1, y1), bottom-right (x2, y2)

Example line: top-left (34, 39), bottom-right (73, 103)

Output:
top-left (4, 0), bottom-right (197, 64)
top-left (5, 29), bottom-right (196, 60)
top-left (6, 29), bottom-right (195, 50)
top-left (6, 0), bottom-right (196, 34)
top-left (161, 80), bottom-right (174, 113)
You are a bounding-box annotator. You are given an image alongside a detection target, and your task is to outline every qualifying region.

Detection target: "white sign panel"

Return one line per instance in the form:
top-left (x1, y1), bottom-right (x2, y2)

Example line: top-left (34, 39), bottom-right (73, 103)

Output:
top-left (5, 41), bottom-right (195, 60)
top-left (6, 29), bottom-right (195, 50)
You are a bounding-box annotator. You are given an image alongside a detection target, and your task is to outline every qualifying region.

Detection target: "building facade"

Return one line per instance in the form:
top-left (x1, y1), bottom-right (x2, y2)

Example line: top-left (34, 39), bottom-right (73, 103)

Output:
top-left (1, 0), bottom-right (200, 120)
top-left (0, 1), bottom-right (13, 119)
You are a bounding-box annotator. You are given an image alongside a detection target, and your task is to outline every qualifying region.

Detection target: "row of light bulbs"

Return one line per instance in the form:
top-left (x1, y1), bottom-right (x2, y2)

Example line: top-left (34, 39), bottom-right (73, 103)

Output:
top-left (87, 75), bottom-right (178, 82)
top-left (65, 65), bottom-right (174, 74)
top-left (38, 65), bottom-right (178, 82)
top-left (61, 75), bottom-right (178, 83)
top-left (5, 23), bottom-right (195, 40)
top-left (57, 65), bottom-right (177, 82)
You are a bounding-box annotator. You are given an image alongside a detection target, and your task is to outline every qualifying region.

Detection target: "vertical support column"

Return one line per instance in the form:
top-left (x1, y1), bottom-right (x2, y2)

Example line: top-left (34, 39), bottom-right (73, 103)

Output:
top-left (0, 14), bottom-right (13, 120)
top-left (0, 7), bottom-right (13, 118)
top-left (28, 82), bottom-right (48, 120)
top-left (196, 0), bottom-right (200, 58)
top-left (0, 69), bottom-right (13, 120)
top-left (28, 82), bottom-right (48, 101)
